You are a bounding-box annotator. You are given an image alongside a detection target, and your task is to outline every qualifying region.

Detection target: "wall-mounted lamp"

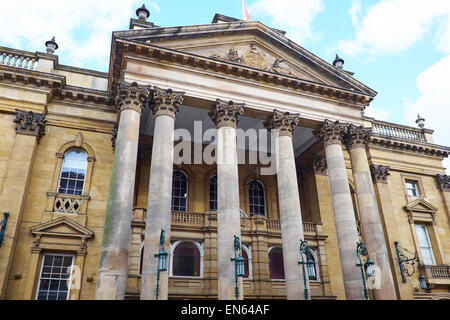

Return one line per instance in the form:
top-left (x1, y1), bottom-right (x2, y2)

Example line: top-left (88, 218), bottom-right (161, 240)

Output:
top-left (231, 235), bottom-right (245, 300)
top-left (154, 228), bottom-right (168, 300)
top-left (298, 239), bottom-right (314, 300)
top-left (0, 212), bottom-right (9, 248)
top-left (356, 242), bottom-right (373, 300)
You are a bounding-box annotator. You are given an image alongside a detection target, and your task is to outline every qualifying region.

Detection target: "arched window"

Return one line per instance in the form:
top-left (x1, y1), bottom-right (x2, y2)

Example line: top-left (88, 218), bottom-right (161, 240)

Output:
top-left (58, 150), bottom-right (88, 196)
top-left (242, 245), bottom-right (252, 279)
top-left (209, 175), bottom-right (217, 211)
top-left (172, 171), bottom-right (188, 212)
top-left (306, 250), bottom-right (318, 281)
top-left (268, 247), bottom-right (285, 280)
top-left (249, 180), bottom-right (266, 216)
top-left (171, 241), bottom-right (201, 277)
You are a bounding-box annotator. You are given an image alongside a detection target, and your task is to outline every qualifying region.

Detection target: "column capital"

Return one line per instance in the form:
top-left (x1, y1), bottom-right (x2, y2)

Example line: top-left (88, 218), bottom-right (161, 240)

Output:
top-left (313, 120), bottom-right (347, 147)
top-left (264, 109), bottom-right (300, 137)
top-left (151, 86), bottom-right (185, 119)
top-left (436, 174), bottom-right (450, 192)
top-left (209, 99), bottom-right (244, 128)
top-left (308, 156), bottom-right (328, 175)
top-left (115, 81), bottom-right (151, 115)
top-left (370, 164), bottom-right (390, 184)
top-left (14, 109), bottom-right (46, 142)
top-left (346, 124), bottom-right (372, 150)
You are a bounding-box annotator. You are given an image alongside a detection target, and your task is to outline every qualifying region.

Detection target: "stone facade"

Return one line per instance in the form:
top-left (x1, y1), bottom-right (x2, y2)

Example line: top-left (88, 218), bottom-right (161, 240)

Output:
top-left (0, 12), bottom-right (449, 301)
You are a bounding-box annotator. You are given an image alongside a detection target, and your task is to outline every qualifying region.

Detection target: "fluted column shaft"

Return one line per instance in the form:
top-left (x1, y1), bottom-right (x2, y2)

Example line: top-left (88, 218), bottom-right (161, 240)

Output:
top-left (347, 125), bottom-right (397, 299)
top-left (266, 110), bottom-right (309, 300)
top-left (209, 99), bottom-right (244, 300)
top-left (314, 120), bottom-right (365, 300)
top-left (141, 87), bottom-right (184, 300)
top-left (96, 82), bottom-right (150, 300)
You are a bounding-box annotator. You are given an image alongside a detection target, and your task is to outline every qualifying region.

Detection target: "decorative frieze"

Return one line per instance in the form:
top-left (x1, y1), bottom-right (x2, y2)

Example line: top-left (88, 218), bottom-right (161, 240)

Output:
top-left (150, 86), bottom-right (185, 118)
top-left (14, 109), bottom-right (46, 142)
top-left (436, 174), bottom-right (450, 192)
top-left (114, 81), bottom-right (151, 115)
top-left (264, 109), bottom-right (300, 137)
top-left (313, 119), bottom-right (347, 147)
top-left (370, 164), bottom-right (390, 184)
top-left (209, 99), bottom-right (245, 128)
top-left (346, 124), bottom-right (372, 150)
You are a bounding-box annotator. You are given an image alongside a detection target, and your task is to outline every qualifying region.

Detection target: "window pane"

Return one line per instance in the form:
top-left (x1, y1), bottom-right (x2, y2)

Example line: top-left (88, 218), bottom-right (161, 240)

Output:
top-left (173, 242), bottom-right (200, 277)
top-left (242, 249), bottom-right (250, 279)
top-left (269, 248), bottom-right (285, 280)
top-left (172, 171), bottom-right (188, 212)
top-left (58, 150), bottom-right (88, 196)
top-left (37, 255), bottom-right (73, 301)
top-left (249, 180), bottom-right (265, 216)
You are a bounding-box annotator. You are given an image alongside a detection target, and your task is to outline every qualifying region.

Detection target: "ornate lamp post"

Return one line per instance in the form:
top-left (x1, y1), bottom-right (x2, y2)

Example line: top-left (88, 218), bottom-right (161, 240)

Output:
top-left (0, 212), bottom-right (9, 248)
top-left (356, 242), bottom-right (375, 300)
top-left (231, 235), bottom-right (245, 300)
top-left (394, 241), bottom-right (428, 290)
top-left (298, 239), bottom-right (314, 300)
top-left (154, 229), bottom-right (168, 300)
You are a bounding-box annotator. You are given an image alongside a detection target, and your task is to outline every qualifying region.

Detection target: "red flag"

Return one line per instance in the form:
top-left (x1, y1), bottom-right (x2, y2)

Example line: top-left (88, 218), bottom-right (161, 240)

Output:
top-left (243, 0), bottom-right (251, 21)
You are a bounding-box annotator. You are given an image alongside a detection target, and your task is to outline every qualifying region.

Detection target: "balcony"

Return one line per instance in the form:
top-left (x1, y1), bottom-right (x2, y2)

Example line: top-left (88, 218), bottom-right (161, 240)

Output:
top-left (424, 265), bottom-right (450, 286)
top-left (132, 208), bottom-right (325, 238)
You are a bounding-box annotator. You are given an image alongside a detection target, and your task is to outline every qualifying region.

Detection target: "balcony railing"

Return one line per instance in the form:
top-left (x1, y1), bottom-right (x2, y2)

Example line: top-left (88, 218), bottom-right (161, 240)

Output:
top-left (372, 121), bottom-right (425, 142)
top-left (424, 265), bottom-right (450, 284)
top-left (132, 209), bottom-right (322, 236)
top-left (0, 48), bottom-right (38, 70)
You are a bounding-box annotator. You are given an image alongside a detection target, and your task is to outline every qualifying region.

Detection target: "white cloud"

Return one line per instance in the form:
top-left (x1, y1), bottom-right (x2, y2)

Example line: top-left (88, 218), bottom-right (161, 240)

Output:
top-left (402, 54), bottom-right (450, 172)
top-left (338, 0), bottom-right (450, 57)
top-left (250, 0), bottom-right (325, 44)
top-left (0, 0), bottom-right (157, 70)
top-left (364, 105), bottom-right (392, 121)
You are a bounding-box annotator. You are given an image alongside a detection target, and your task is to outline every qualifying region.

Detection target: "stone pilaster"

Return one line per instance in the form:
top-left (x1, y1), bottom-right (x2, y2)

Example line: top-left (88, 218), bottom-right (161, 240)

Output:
top-left (370, 164), bottom-right (391, 184)
top-left (346, 124), bottom-right (397, 300)
top-left (13, 109), bottom-right (46, 142)
top-left (265, 109), bottom-right (309, 300)
top-left (96, 82), bottom-right (151, 300)
top-left (436, 174), bottom-right (450, 192)
top-left (313, 120), bottom-right (365, 300)
top-left (209, 99), bottom-right (244, 300)
top-left (308, 156), bottom-right (328, 175)
top-left (0, 110), bottom-right (44, 298)
top-left (141, 87), bottom-right (184, 300)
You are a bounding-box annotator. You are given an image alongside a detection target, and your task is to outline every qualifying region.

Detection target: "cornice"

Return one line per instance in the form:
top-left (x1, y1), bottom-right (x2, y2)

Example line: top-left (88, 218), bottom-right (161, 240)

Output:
top-left (109, 38), bottom-right (374, 108)
top-left (370, 135), bottom-right (450, 158)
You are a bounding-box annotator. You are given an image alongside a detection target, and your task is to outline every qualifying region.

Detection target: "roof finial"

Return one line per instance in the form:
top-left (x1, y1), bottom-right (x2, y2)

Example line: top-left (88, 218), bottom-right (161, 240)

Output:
top-left (416, 114), bottom-right (425, 129)
top-left (333, 54), bottom-right (344, 70)
top-left (136, 4), bottom-right (150, 21)
top-left (45, 36), bottom-right (59, 55)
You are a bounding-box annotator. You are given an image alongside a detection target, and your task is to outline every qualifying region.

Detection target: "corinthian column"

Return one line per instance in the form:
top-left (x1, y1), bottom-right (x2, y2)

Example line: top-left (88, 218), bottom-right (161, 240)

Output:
top-left (265, 110), bottom-right (309, 300)
top-left (96, 82), bottom-right (150, 300)
top-left (313, 120), bottom-right (365, 300)
top-left (209, 99), bottom-right (244, 300)
top-left (346, 125), bottom-right (397, 299)
top-left (141, 87), bottom-right (184, 300)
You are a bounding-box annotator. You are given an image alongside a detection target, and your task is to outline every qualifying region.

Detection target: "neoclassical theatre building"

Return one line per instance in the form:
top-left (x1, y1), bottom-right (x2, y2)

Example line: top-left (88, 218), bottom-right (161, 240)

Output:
top-left (0, 8), bottom-right (449, 301)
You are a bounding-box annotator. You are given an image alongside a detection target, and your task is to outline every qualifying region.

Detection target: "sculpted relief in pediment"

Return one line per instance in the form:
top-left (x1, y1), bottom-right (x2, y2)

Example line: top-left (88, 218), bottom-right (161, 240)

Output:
top-left (210, 42), bottom-right (297, 77)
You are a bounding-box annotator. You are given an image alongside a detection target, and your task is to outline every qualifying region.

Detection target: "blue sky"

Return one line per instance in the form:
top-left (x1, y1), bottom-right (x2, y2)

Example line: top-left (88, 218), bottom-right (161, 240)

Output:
top-left (1, 0), bottom-right (449, 170)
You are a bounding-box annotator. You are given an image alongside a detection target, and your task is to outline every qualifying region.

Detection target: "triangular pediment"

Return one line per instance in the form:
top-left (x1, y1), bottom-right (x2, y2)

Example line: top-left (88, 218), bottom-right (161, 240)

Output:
top-left (31, 216), bottom-right (94, 239)
top-left (113, 19), bottom-right (376, 97)
top-left (404, 198), bottom-right (438, 213)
